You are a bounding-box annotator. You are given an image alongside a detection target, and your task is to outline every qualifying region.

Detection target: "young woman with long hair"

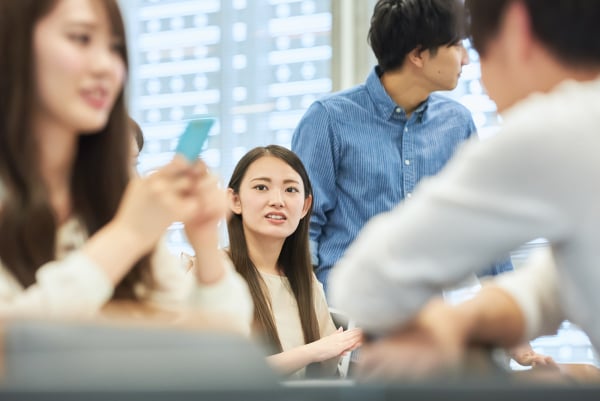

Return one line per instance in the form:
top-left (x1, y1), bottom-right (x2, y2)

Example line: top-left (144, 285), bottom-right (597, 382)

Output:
top-left (227, 145), bottom-right (362, 378)
top-left (0, 0), bottom-right (252, 329)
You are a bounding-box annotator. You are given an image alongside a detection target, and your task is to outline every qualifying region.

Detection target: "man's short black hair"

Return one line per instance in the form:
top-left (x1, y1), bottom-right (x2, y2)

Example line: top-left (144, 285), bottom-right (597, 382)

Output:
top-left (466, 0), bottom-right (600, 67)
top-left (368, 0), bottom-right (466, 73)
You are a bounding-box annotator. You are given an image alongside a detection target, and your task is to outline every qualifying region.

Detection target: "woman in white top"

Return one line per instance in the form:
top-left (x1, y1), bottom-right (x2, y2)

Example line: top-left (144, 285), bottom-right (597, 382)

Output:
top-left (0, 0), bottom-right (252, 330)
top-left (226, 145), bottom-right (362, 378)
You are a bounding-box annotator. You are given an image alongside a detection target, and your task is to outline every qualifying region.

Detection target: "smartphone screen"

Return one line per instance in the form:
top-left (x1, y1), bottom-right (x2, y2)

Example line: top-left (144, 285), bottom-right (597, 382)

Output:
top-left (174, 117), bottom-right (215, 162)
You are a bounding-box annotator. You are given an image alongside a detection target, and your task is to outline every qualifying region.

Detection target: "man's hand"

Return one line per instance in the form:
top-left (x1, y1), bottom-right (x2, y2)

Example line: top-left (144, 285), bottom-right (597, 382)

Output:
top-left (356, 297), bottom-right (469, 382)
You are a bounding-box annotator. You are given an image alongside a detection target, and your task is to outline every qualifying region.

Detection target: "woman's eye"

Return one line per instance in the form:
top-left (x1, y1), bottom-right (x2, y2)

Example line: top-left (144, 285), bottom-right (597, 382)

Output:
top-left (69, 33), bottom-right (91, 45)
top-left (254, 184), bottom-right (268, 191)
top-left (286, 187), bottom-right (300, 193)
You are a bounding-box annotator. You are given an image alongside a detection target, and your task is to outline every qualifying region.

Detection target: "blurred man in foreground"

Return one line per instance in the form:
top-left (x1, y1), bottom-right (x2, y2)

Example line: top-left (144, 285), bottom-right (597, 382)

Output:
top-left (330, 0), bottom-right (600, 380)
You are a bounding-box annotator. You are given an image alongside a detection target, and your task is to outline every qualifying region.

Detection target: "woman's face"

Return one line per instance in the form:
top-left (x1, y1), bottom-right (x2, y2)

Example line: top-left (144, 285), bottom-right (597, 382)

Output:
top-left (32, 0), bottom-right (126, 134)
top-left (230, 156), bottom-right (312, 242)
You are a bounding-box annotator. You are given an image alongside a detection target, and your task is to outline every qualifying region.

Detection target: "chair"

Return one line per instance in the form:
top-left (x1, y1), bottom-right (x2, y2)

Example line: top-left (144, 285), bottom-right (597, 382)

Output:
top-left (329, 307), bottom-right (358, 378)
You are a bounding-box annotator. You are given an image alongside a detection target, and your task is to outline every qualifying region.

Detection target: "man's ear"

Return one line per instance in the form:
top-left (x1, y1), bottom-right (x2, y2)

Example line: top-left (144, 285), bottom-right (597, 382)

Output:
top-left (228, 188), bottom-right (242, 215)
top-left (501, 0), bottom-right (535, 65)
top-left (407, 46), bottom-right (426, 68)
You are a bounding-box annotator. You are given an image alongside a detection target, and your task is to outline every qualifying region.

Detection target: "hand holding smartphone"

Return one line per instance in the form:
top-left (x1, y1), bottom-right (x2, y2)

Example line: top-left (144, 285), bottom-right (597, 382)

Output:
top-left (174, 117), bottom-right (215, 162)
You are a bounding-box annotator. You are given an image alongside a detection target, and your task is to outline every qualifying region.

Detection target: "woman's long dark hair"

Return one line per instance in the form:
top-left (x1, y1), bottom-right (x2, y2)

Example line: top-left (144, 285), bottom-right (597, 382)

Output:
top-left (227, 145), bottom-right (319, 353)
top-left (0, 0), bottom-right (154, 299)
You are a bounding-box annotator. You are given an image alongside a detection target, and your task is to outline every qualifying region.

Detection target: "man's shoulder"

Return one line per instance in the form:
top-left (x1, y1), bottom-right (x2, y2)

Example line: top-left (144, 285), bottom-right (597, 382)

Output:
top-left (315, 83), bottom-right (370, 109)
top-left (500, 79), bottom-right (599, 144)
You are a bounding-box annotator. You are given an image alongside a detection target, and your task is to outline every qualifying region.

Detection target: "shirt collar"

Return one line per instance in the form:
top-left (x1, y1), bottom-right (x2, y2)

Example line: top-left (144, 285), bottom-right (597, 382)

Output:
top-left (366, 66), bottom-right (430, 121)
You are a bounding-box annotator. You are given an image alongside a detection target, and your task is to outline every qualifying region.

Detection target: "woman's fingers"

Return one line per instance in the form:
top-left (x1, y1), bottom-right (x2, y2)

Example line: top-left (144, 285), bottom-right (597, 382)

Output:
top-left (330, 328), bottom-right (363, 354)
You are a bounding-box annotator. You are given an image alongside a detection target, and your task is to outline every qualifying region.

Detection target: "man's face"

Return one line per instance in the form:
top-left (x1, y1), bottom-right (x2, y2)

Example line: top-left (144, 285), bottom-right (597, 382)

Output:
top-left (421, 42), bottom-right (469, 92)
top-left (477, 1), bottom-right (534, 113)
top-left (479, 53), bottom-right (512, 113)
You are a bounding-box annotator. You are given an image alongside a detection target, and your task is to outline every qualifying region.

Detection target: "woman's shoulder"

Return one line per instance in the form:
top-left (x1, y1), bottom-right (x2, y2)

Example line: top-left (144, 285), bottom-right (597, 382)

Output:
top-left (311, 272), bottom-right (325, 290)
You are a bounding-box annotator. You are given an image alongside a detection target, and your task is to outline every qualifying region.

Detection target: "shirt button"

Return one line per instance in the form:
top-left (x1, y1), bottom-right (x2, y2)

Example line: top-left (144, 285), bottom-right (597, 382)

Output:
top-left (404, 159), bottom-right (410, 166)
top-left (404, 127), bottom-right (408, 133)
top-left (407, 193), bottom-right (412, 199)
top-left (395, 107), bottom-right (402, 113)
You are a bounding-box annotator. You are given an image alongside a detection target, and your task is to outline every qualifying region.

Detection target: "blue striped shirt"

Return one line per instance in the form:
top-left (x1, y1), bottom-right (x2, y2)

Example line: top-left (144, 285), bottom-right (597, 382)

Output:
top-left (292, 67), bottom-right (512, 289)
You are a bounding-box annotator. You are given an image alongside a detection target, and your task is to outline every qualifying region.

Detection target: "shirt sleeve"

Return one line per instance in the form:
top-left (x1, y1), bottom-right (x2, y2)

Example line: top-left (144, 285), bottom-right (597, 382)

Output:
top-left (467, 115), bottom-right (477, 138)
top-left (494, 248), bottom-right (565, 341)
top-left (291, 101), bottom-right (338, 267)
top-left (328, 125), bottom-right (572, 333)
top-left (148, 242), bottom-right (254, 337)
top-left (0, 251), bottom-right (114, 319)
top-left (187, 258), bottom-right (254, 337)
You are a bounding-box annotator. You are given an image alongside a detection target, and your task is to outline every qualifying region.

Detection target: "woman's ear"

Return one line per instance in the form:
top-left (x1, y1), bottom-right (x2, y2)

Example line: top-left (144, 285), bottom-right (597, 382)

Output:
top-left (301, 194), bottom-right (312, 218)
top-left (228, 188), bottom-right (242, 215)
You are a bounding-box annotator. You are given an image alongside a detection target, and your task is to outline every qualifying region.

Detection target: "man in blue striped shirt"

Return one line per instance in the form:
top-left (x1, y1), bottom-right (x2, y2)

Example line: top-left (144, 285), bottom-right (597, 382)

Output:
top-left (292, 0), bottom-right (513, 292)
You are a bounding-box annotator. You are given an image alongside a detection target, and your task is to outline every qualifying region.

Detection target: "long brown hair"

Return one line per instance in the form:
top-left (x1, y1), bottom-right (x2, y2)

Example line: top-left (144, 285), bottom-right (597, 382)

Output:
top-left (227, 145), bottom-right (319, 353)
top-left (0, 0), bottom-right (154, 299)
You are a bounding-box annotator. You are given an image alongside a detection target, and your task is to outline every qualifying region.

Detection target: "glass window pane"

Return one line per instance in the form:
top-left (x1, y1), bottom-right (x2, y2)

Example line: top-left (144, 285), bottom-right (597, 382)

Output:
top-left (123, 0), bottom-right (332, 254)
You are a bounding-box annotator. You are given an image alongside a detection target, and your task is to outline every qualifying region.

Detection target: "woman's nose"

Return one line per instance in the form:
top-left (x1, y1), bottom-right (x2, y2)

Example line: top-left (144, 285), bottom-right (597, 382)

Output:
top-left (269, 191), bottom-right (284, 207)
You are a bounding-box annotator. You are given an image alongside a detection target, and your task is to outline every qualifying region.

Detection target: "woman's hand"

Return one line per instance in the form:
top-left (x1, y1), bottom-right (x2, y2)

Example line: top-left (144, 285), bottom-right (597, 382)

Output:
top-left (84, 157), bottom-right (205, 284)
top-left (183, 161), bottom-right (227, 246)
top-left (307, 327), bottom-right (363, 363)
top-left (267, 327), bottom-right (363, 375)
top-left (509, 343), bottom-right (558, 369)
top-left (180, 161), bottom-right (229, 285)
top-left (112, 156), bottom-right (205, 253)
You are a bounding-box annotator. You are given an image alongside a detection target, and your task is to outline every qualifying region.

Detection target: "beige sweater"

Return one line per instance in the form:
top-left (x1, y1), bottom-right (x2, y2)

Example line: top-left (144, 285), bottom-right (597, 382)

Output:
top-left (260, 271), bottom-right (338, 378)
top-left (0, 218), bottom-right (254, 335)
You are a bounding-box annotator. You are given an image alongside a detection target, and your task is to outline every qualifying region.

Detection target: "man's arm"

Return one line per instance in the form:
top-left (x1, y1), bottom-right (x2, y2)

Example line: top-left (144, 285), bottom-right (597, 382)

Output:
top-left (291, 101), bottom-right (338, 267)
top-left (329, 126), bottom-right (570, 333)
top-left (357, 258), bottom-right (563, 380)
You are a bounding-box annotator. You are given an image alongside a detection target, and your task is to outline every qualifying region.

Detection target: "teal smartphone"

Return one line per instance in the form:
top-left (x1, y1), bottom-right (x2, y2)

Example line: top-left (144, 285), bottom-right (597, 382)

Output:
top-left (174, 118), bottom-right (215, 162)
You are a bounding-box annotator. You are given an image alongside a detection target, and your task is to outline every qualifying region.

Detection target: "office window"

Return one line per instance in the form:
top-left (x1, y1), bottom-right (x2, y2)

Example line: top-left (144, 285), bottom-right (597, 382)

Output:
top-left (122, 0), bottom-right (332, 254)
